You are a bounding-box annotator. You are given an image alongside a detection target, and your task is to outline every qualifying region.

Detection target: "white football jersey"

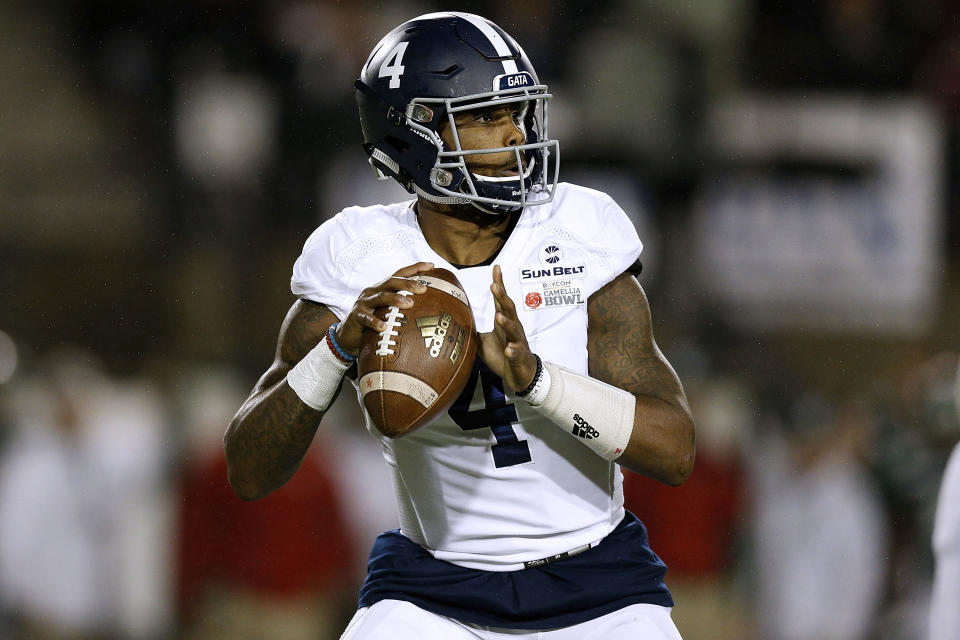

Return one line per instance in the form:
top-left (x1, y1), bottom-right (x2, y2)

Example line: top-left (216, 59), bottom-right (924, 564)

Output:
top-left (291, 182), bottom-right (643, 571)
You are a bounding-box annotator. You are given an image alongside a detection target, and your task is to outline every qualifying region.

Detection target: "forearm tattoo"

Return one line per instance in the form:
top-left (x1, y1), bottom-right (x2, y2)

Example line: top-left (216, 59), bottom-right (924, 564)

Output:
top-left (225, 300), bottom-right (337, 495)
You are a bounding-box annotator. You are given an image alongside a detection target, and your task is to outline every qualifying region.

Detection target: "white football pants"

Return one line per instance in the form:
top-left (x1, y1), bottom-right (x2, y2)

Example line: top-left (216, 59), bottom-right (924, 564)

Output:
top-left (340, 599), bottom-right (683, 640)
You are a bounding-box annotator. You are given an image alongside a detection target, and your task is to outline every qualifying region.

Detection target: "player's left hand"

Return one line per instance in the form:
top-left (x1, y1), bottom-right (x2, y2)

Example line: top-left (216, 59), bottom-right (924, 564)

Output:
top-left (479, 265), bottom-right (538, 392)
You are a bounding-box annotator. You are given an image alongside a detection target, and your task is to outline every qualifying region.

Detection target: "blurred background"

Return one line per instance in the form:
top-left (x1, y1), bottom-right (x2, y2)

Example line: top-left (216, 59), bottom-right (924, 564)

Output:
top-left (0, 0), bottom-right (958, 638)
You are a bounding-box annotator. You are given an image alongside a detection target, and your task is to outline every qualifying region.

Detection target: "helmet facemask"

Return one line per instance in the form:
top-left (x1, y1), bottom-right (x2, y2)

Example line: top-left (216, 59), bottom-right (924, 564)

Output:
top-left (406, 84), bottom-right (559, 215)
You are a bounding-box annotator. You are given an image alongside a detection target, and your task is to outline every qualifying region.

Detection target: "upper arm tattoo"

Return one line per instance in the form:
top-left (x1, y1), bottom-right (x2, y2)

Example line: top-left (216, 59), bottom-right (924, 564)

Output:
top-left (587, 273), bottom-right (687, 407)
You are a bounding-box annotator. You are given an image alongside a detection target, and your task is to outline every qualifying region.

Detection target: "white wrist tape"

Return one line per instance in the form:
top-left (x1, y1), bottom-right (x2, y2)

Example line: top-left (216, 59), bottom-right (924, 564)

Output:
top-left (529, 362), bottom-right (635, 460)
top-left (286, 336), bottom-right (350, 411)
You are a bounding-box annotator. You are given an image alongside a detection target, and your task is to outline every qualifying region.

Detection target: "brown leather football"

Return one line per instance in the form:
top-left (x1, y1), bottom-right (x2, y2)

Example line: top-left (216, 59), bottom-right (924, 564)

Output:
top-left (357, 268), bottom-right (477, 438)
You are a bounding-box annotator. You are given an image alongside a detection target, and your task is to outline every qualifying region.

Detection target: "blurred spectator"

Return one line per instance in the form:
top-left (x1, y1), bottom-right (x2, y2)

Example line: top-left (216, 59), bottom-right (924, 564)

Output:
top-left (0, 350), bottom-right (170, 639)
top-left (931, 442), bottom-right (960, 638)
top-left (749, 388), bottom-right (888, 640)
top-left (873, 351), bottom-right (960, 636)
top-left (0, 375), bottom-right (107, 639)
top-left (929, 358), bottom-right (960, 639)
top-left (176, 372), bottom-right (356, 640)
top-left (623, 377), bottom-right (749, 639)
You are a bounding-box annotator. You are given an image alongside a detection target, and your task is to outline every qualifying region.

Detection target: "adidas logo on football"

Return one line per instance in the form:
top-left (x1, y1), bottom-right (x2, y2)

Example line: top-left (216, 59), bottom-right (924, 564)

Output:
top-left (572, 413), bottom-right (600, 439)
top-left (417, 313), bottom-right (452, 358)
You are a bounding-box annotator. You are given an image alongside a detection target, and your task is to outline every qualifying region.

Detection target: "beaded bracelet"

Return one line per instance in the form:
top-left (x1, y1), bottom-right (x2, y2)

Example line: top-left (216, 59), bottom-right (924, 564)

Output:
top-left (516, 354), bottom-right (543, 398)
top-left (326, 322), bottom-right (356, 363)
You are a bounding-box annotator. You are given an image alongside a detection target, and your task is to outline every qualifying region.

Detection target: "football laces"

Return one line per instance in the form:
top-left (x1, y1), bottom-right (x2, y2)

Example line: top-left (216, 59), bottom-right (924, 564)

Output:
top-left (375, 290), bottom-right (411, 356)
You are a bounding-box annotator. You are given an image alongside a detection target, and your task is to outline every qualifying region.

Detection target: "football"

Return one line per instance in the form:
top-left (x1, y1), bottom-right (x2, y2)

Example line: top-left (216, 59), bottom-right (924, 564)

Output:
top-left (357, 268), bottom-right (477, 438)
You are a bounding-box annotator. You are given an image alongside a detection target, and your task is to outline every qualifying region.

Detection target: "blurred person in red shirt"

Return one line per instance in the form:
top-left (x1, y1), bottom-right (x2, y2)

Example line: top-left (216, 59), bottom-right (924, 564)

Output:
top-left (623, 378), bottom-right (747, 639)
top-left (177, 441), bottom-right (356, 640)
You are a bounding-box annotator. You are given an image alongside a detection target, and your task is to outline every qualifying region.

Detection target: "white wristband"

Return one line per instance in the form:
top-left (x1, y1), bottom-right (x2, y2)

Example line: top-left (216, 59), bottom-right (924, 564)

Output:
top-left (524, 361), bottom-right (552, 406)
top-left (286, 335), bottom-right (351, 411)
top-left (529, 361), bottom-right (635, 461)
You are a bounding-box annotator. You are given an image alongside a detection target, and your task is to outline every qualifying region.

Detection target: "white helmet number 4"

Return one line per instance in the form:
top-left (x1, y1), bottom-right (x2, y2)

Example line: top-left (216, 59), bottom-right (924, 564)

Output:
top-left (379, 42), bottom-right (409, 89)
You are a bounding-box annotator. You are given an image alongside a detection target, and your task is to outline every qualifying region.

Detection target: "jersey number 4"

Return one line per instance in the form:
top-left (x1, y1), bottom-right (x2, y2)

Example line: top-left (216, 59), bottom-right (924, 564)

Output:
top-left (448, 359), bottom-right (532, 468)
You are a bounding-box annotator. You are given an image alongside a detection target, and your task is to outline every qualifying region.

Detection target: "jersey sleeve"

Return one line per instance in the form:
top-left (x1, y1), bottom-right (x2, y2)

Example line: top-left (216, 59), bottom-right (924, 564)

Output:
top-left (290, 213), bottom-right (356, 320)
top-left (578, 192), bottom-right (644, 296)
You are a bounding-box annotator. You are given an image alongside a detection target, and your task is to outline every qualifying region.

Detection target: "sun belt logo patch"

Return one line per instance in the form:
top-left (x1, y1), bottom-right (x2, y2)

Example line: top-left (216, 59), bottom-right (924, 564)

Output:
top-left (540, 243), bottom-right (562, 265)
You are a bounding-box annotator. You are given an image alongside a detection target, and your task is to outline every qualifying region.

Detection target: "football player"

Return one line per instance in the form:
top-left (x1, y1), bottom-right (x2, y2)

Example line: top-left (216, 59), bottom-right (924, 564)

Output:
top-left (225, 12), bottom-right (695, 639)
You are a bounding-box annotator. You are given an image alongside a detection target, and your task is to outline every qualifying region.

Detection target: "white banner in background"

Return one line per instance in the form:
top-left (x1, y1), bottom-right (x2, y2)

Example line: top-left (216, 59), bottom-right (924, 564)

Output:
top-left (694, 95), bottom-right (944, 335)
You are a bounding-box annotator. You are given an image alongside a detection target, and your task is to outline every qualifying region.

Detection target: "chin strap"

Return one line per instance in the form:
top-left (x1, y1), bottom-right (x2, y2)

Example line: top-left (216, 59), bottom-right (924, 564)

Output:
top-left (369, 148), bottom-right (400, 176)
top-left (413, 183), bottom-right (519, 216)
top-left (413, 183), bottom-right (472, 206)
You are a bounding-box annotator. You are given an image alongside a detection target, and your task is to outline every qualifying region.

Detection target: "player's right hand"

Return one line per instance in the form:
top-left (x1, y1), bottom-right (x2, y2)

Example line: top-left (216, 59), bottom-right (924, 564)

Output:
top-left (334, 262), bottom-right (435, 356)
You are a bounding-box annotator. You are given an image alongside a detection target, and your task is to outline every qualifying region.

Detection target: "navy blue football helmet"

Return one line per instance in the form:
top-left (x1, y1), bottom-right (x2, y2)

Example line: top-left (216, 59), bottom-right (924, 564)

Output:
top-left (355, 12), bottom-right (559, 215)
